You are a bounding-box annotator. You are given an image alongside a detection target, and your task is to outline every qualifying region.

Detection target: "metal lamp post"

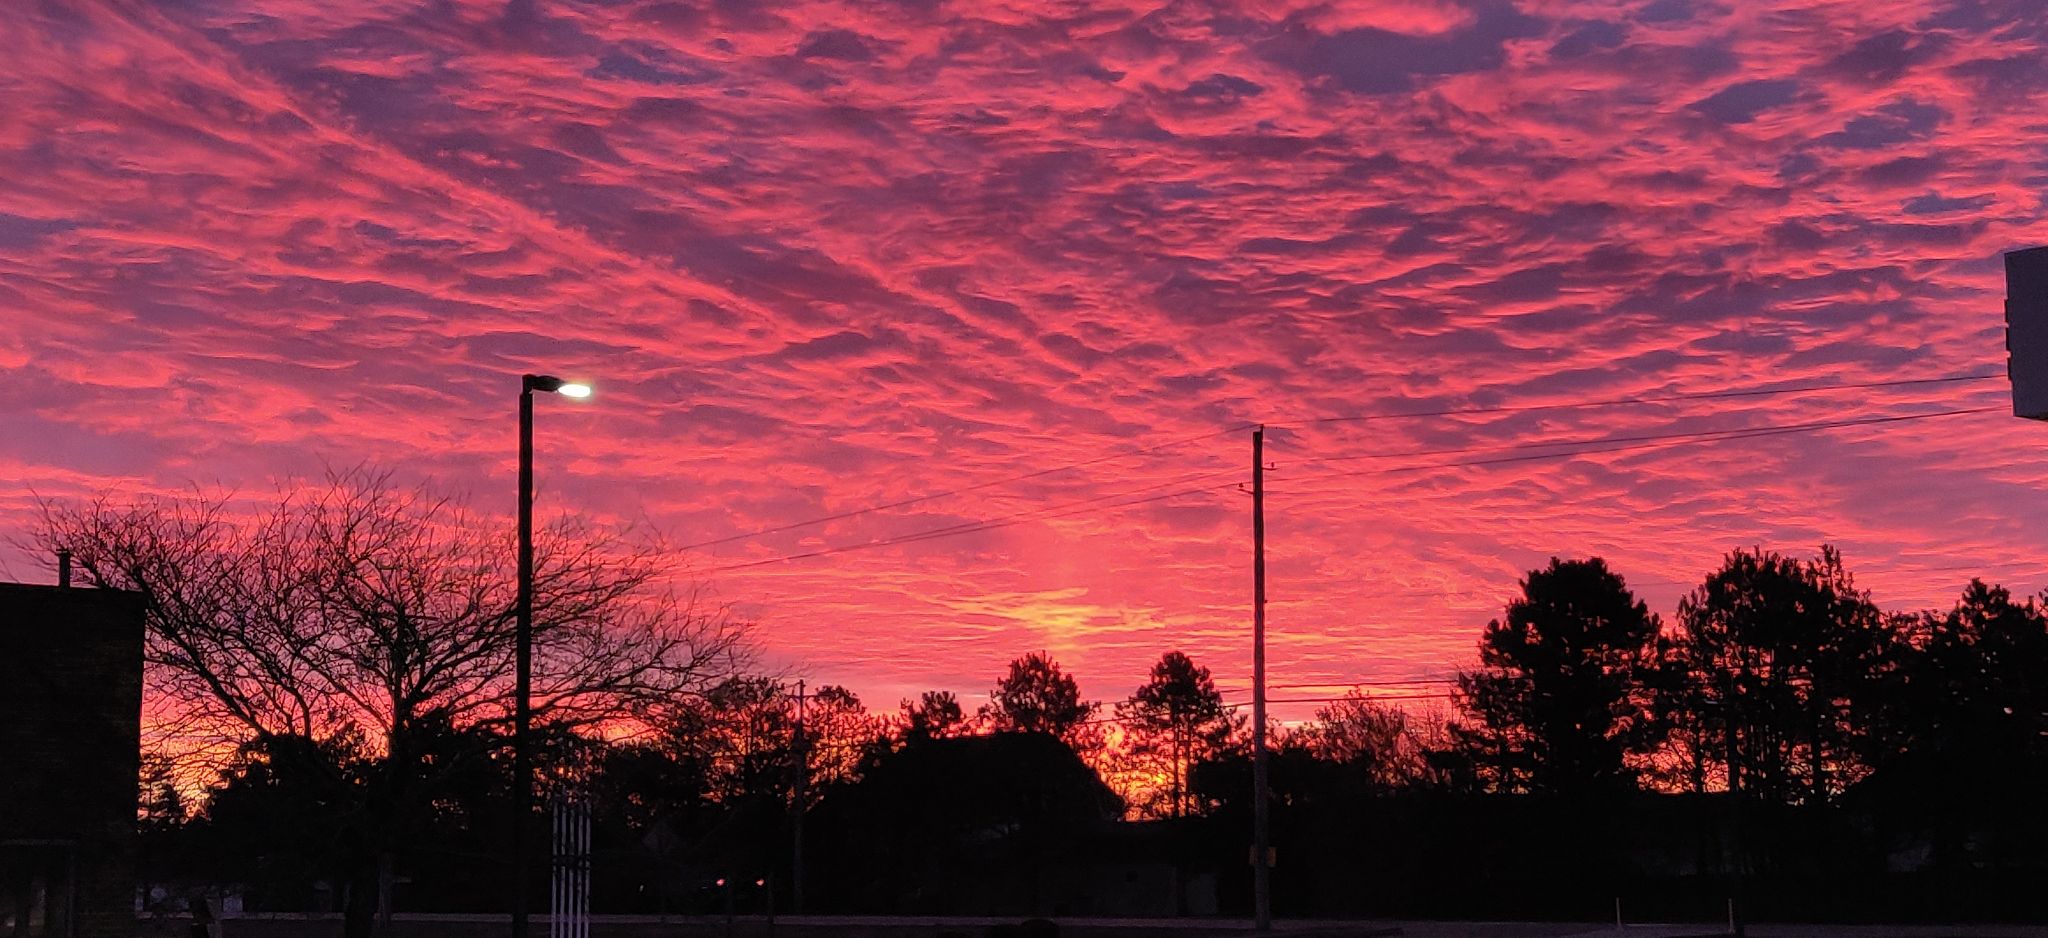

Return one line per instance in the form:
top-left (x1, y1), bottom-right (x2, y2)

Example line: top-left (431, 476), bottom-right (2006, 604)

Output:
top-left (515, 373), bottom-right (590, 938)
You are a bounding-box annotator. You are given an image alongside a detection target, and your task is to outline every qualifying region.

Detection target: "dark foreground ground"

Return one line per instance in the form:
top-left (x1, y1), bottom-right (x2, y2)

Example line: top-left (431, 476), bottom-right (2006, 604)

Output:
top-left (134, 916), bottom-right (2048, 938)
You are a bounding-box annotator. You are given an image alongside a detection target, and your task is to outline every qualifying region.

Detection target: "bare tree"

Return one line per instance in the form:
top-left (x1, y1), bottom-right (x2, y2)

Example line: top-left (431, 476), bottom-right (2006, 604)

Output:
top-left (31, 468), bottom-right (749, 936)
top-left (1288, 691), bottom-right (1431, 791)
top-left (801, 684), bottom-right (888, 793)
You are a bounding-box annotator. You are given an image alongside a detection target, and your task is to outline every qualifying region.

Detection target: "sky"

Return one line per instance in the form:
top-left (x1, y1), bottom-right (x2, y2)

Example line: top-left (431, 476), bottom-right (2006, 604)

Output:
top-left (4, 0), bottom-right (2048, 721)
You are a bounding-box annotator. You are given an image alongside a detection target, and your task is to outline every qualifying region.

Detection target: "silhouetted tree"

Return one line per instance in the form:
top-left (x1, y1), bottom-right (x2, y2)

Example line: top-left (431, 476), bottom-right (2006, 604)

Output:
top-left (1452, 557), bottom-right (1660, 796)
top-left (33, 470), bottom-right (750, 937)
top-left (136, 753), bottom-right (196, 897)
top-left (1656, 546), bottom-right (1890, 807)
top-left (196, 731), bottom-right (373, 917)
top-left (1852, 580), bottom-right (2048, 873)
top-left (1113, 651), bottom-right (1238, 819)
top-left (579, 739), bottom-right (717, 912)
top-left (800, 684), bottom-right (890, 796)
top-left (1289, 691), bottom-right (1430, 792)
top-left (587, 739), bottom-right (714, 838)
top-left (673, 677), bottom-right (800, 805)
top-left (138, 753), bottom-right (190, 835)
top-left (981, 652), bottom-right (1100, 751)
top-left (899, 690), bottom-right (967, 743)
top-left (1883, 579), bottom-right (2048, 763)
top-left (660, 678), bottom-right (884, 802)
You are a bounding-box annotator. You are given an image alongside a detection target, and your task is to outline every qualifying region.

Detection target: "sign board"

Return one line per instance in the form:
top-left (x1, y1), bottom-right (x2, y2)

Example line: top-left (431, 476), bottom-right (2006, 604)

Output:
top-left (2007, 246), bottom-right (2048, 419)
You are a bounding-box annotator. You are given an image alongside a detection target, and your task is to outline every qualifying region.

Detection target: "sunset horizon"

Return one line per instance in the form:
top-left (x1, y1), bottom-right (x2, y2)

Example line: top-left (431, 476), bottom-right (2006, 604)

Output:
top-left (9, 1), bottom-right (2048, 933)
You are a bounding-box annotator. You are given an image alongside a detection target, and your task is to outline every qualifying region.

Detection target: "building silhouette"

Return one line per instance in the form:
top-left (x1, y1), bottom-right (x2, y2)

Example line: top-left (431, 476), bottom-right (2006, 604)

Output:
top-left (0, 580), bottom-right (145, 938)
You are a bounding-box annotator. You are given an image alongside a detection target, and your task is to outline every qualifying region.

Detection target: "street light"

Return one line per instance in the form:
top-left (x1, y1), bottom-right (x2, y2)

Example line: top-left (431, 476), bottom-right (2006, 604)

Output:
top-left (514, 373), bottom-right (590, 938)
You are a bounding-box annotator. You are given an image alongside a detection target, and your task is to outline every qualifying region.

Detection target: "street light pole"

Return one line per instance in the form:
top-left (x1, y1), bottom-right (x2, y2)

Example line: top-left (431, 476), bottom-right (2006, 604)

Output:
top-left (514, 382), bottom-right (534, 938)
top-left (514, 373), bottom-right (590, 938)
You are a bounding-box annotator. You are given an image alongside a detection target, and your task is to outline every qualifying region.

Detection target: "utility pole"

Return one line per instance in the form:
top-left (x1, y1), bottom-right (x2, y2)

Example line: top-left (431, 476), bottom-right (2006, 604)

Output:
top-left (1251, 425), bottom-right (1271, 931)
top-left (1724, 678), bottom-right (1746, 938)
top-left (792, 680), bottom-right (808, 915)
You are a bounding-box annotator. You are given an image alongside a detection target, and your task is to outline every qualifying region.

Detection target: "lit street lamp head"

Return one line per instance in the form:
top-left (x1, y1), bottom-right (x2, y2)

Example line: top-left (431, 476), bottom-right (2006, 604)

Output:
top-left (512, 368), bottom-right (588, 938)
top-left (523, 374), bottom-right (593, 398)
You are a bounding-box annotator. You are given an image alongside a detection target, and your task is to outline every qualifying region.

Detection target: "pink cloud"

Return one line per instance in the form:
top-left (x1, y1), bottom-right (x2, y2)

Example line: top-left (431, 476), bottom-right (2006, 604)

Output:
top-left (2, 0), bottom-right (2047, 719)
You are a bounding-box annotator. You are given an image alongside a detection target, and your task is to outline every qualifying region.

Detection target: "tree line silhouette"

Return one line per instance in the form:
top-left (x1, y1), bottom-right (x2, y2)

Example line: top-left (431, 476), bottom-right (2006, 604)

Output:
top-left (32, 474), bottom-right (2048, 929)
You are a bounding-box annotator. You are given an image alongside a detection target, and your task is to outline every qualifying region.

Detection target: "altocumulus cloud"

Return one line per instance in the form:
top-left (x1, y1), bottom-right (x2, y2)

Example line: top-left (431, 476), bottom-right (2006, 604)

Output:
top-left (0, 0), bottom-right (2045, 709)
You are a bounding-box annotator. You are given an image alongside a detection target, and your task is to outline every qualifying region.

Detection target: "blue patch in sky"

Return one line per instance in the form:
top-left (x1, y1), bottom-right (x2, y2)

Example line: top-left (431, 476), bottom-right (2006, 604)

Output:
top-left (1690, 79), bottom-right (1800, 124)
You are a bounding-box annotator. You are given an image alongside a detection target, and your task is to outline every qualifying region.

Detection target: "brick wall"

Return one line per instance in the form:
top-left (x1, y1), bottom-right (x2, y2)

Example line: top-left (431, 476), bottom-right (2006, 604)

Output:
top-left (0, 582), bottom-right (146, 938)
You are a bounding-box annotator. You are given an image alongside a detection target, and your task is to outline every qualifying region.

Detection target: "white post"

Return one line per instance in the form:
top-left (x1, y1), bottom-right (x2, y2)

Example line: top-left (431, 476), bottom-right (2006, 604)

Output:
top-left (549, 795), bottom-right (592, 938)
top-left (579, 800), bottom-right (591, 938)
top-left (549, 798), bottom-right (561, 938)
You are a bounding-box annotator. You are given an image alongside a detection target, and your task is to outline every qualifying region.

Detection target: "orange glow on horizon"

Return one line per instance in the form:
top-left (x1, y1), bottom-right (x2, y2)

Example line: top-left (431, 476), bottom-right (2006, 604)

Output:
top-left (3, 0), bottom-right (2046, 731)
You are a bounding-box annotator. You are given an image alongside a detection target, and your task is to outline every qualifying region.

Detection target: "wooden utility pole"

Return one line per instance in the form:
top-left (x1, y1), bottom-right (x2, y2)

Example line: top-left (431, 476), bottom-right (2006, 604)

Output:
top-left (1725, 681), bottom-right (1745, 938)
top-left (792, 679), bottom-right (808, 915)
top-left (1251, 426), bottom-right (1271, 931)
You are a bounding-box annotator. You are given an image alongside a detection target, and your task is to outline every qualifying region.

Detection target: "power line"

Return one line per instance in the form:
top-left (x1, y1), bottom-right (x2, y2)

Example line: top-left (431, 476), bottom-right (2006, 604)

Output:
top-left (699, 407), bottom-right (2001, 576)
top-left (1225, 692), bottom-right (1461, 707)
top-left (1265, 679), bottom-right (1461, 689)
top-left (1271, 407), bottom-right (1998, 490)
top-left (679, 373), bottom-right (2001, 559)
top-left (1253, 664), bottom-right (1927, 698)
top-left (679, 374), bottom-right (2000, 555)
top-left (1625, 559), bottom-right (2047, 590)
top-left (678, 424), bottom-right (1249, 552)
top-left (1275, 372), bottom-right (2001, 428)
top-left (1285, 407), bottom-right (1999, 467)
